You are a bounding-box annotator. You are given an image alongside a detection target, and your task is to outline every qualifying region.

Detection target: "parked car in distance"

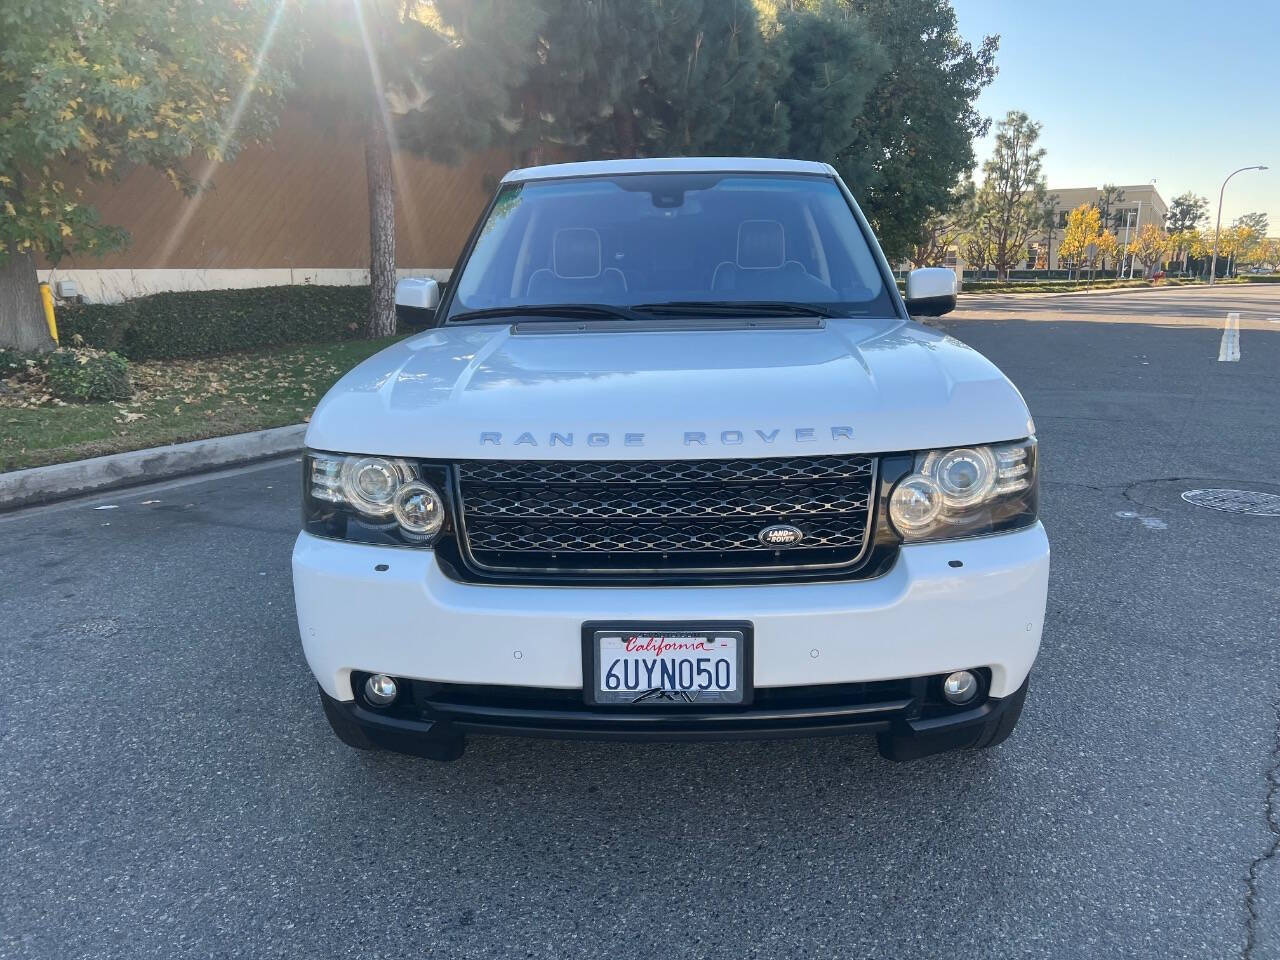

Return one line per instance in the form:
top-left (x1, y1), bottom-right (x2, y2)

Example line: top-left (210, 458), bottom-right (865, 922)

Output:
top-left (293, 157), bottom-right (1048, 763)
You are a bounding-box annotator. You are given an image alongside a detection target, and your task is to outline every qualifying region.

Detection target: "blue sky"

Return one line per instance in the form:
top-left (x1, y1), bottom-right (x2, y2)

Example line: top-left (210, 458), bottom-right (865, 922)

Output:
top-left (952, 0), bottom-right (1279, 232)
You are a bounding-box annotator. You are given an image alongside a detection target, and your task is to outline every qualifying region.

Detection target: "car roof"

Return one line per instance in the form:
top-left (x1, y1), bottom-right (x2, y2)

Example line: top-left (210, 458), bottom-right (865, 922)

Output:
top-left (501, 157), bottom-right (836, 183)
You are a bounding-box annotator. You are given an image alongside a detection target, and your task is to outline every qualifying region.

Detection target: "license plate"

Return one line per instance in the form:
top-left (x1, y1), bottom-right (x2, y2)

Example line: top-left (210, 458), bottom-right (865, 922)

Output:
top-left (587, 625), bottom-right (748, 705)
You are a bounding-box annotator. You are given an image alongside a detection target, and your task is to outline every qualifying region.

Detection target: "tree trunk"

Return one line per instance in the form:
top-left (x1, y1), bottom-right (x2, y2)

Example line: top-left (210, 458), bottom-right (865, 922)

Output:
top-left (614, 102), bottom-right (637, 158)
top-left (0, 250), bottom-right (54, 353)
top-left (364, 113), bottom-right (397, 340)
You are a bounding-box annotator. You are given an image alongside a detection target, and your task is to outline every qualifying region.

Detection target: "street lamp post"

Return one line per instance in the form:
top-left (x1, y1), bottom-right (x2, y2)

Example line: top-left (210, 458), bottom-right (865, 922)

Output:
top-left (1131, 202), bottom-right (1144, 278)
top-left (1209, 165), bottom-right (1269, 285)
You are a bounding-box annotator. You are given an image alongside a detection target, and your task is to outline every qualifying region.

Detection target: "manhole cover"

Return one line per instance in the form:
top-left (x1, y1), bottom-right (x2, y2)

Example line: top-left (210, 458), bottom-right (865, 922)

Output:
top-left (1180, 489), bottom-right (1280, 516)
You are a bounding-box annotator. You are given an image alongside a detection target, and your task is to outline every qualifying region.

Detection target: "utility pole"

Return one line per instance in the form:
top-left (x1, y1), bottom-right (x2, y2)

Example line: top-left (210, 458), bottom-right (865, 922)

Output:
top-left (1210, 165), bottom-right (1268, 285)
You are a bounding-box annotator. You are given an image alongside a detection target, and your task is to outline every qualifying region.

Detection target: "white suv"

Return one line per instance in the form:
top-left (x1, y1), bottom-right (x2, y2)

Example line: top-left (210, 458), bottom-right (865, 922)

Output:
top-left (292, 158), bottom-right (1049, 762)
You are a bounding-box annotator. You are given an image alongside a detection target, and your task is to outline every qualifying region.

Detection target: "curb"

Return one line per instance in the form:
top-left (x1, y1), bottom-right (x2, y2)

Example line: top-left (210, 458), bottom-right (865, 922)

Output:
top-left (957, 283), bottom-right (1240, 299)
top-left (959, 285), bottom-right (1156, 298)
top-left (0, 423), bottom-right (306, 512)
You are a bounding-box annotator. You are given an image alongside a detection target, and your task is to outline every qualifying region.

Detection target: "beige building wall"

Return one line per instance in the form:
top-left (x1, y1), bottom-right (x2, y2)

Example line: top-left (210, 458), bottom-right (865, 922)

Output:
top-left (1036, 184), bottom-right (1168, 271)
top-left (37, 109), bottom-right (525, 301)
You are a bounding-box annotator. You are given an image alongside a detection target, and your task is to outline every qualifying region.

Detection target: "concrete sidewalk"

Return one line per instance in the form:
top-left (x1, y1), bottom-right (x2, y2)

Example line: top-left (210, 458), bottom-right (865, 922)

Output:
top-left (0, 423), bottom-right (306, 511)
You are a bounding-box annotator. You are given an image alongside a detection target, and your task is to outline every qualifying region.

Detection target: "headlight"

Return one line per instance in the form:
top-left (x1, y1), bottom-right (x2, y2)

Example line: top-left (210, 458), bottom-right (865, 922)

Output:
top-left (888, 437), bottom-right (1037, 542)
top-left (304, 452), bottom-right (448, 546)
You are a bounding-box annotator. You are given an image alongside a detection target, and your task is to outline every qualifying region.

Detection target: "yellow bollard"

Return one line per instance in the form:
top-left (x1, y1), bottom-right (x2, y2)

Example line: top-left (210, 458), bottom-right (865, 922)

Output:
top-left (39, 281), bottom-right (58, 344)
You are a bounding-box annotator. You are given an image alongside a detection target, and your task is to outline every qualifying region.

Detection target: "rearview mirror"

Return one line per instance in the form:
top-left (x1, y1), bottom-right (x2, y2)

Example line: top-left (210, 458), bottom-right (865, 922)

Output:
top-left (395, 277), bottom-right (441, 326)
top-left (904, 268), bottom-right (957, 317)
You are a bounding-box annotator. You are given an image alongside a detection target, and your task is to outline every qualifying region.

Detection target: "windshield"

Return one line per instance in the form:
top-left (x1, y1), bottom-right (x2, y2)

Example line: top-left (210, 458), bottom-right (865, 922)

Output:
top-left (444, 172), bottom-right (896, 322)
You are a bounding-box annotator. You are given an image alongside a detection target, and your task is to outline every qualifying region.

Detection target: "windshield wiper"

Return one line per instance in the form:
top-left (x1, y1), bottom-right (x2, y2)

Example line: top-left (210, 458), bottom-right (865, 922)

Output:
top-left (629, 300), bottom-right (836, 318)
top-left (448, 303), bottom-right (648, 324)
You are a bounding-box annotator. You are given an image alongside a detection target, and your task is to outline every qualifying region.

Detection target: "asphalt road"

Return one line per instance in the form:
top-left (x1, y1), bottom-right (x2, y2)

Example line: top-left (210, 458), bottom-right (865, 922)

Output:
top-left (3, 287), bottom-right (1279, 959)
top-left (956, 282), bottom-right (1280, 328)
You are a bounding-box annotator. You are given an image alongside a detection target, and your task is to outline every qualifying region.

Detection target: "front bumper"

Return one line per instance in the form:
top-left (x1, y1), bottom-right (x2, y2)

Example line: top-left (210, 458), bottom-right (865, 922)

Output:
top-left (320, 672), bottom-right (1031, 758)
top-left (292, 521), bottom-right (1050, 707)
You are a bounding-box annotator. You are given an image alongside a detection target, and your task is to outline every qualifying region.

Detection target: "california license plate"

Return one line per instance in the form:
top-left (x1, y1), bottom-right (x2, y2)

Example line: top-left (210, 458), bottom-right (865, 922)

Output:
top-left (586, 625), bottom-right (748, 705)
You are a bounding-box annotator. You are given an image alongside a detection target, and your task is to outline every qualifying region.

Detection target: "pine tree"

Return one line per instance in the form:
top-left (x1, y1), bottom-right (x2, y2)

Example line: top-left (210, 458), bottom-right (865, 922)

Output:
top-left (761, 0), bottom-right (884, 166)
top-left (835, 0), bottom-right (998, 262)
top-left (632, 0), bottom-right (771, 156)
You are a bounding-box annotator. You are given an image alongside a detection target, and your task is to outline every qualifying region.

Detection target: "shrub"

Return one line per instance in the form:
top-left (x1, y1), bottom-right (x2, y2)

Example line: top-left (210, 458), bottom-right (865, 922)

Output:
top-left (43, 348), bottom-right (132, 402)
top-left (0, 347), bottom-right (25, 377)
top-left (58, 284), bottom-right (372, 360)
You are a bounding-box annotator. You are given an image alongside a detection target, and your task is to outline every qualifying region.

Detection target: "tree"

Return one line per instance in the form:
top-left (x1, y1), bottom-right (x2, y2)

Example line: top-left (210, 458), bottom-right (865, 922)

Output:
top-left (1218, 224), bottom-right (1259, 277)
top-left (1095, 230), bottom-right (1119, 278)
top-left (1037, 193), bottom-right (1060, 272)
top-left (0, 0), bottom-right (298, 352)
top-left (506, 0), bottom-right (661, 163)
top-left (633, 0), bottom-right (773, 157)
top-left (1128, 224), bottom-right (1171, 278)
top-left (1163, 193), bottom-right (1208, 275)
top-left (301, 1), bottom-right (478, 339)
top-left (961, 208), bottom-right (997, 276)
top-left (1253, 237), bottom-right (1280, 273)
top-left (978, 111), bottom-right (1047, 280)
top-left (1165, 192), bottom-right (1208, 233)
top-left (1233, 211), bottom-right (1269, 237)
top-left (761, 1), bottom-right (885, 166)
top-left (395, 0), bottom-right (547, 163)
top-left (1059, 204), bottom-right (1101, 281)
top-left (909, 180), bottom-right (976, 268)
top-left (1234, 231), bottom-right (1270, 272)
top-left (1187, 228), bottom-right (1214, 278)
top-left (302, 2), bottom-right (399, 340)
top-left (411, 0), bottom-right (772, 163)
top-left (1097, 184), bottom-right (1125, 233)
top-left (403, 0), bottom-right (995, 267)
top-left (833, 0), bottom-right (998, 261)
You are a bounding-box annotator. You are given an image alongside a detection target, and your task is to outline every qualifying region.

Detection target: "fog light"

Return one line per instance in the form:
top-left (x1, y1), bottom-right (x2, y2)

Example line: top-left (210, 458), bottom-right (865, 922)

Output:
top-left (364, 673), bottom-right (398, 706)
top-left (942, 670), bottom-right (978, 705)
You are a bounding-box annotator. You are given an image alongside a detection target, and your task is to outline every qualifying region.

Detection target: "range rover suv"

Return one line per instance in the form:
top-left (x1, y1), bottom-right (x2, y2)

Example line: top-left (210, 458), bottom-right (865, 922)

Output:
top-left (292, 157), bottom-right (1049, 762)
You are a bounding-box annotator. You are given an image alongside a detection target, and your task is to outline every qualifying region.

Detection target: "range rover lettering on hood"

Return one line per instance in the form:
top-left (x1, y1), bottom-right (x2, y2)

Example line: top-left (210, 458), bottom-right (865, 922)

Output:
top-left (478, 427), bottom-right (854, 448)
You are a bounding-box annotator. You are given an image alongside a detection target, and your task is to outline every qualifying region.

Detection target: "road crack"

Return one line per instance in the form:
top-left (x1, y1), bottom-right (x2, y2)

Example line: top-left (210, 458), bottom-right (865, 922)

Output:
top-left (1245, 698), bottom-right (1280, 959)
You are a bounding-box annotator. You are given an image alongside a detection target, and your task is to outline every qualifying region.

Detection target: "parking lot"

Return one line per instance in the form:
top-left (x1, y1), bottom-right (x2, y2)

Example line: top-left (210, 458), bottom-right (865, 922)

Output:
top-left (3, 285), bottom-right (1279, 959)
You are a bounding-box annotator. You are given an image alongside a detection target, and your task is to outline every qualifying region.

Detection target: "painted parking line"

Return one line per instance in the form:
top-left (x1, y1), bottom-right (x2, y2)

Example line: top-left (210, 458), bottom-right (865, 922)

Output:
top-left (1217, 312), bottom-right (1240, 362)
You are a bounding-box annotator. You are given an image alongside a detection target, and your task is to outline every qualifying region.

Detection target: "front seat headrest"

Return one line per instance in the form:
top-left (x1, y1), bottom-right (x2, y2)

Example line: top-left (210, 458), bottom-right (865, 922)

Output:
top-left (737, 219), bottom-right (786, 270)
top-left (553, 228), bottom-right (602, 279)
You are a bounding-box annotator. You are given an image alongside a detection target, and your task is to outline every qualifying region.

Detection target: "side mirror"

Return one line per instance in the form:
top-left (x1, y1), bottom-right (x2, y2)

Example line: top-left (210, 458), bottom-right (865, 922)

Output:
top-left (904, 267), bottom-right (957, 317)
top-left (395, 277), bottom-right (441, 326)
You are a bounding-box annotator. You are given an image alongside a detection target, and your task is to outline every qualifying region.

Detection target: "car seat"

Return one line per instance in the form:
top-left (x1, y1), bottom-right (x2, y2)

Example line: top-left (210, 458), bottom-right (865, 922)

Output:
top-left (526, 227), bottom-right (628, 302)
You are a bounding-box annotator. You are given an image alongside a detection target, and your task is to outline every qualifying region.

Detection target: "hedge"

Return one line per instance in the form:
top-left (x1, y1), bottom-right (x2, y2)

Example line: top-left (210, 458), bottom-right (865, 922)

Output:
top-left (960, 278), bottom-right (1152, 292)
top-left (44, 348), bottom-right (132, 402)
top-left (58, 285), bottom-right (372, 360)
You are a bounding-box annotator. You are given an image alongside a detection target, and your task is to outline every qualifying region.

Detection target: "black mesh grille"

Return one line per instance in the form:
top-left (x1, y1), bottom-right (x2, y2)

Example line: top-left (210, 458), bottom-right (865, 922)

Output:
top-left (454, 455), bottom-right (876, 575)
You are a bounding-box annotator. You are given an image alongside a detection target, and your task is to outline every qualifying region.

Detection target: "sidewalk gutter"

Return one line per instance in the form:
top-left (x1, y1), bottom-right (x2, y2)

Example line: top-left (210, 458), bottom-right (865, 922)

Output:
top-left (0, 423), bottom-right (306, 512)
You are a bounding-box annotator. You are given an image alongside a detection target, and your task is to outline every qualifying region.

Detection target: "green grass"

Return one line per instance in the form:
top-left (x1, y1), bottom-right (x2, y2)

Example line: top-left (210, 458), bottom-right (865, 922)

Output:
top-left (960, 278), bottom-right (1161, 294)
top-left (1, 336), bottom-right (404, 473)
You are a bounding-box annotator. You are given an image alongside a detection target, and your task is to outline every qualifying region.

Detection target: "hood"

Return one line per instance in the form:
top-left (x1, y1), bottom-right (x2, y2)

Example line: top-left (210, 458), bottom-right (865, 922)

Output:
top-left (305, 318), bottom-right (1033, 459)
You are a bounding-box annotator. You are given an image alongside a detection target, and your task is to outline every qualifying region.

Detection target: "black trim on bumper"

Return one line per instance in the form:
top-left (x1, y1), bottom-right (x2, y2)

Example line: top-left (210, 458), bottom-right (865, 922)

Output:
top-left (323, 672), bottom-right (1027, 758)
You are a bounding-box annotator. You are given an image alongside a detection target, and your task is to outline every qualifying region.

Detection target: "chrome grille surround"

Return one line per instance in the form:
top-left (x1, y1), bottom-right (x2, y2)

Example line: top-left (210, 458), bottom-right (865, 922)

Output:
top-left (454, 455), bottom-right (877, 576)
